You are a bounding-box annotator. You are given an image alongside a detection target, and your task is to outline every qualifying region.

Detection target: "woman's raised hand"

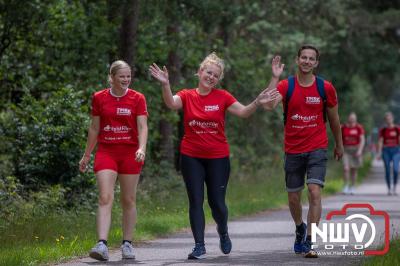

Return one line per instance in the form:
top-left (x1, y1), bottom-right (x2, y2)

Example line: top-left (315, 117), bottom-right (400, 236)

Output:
top-left (149, 63), bottom-right (169, 85)
top-left (271, 55), bottom-right (284, 78)
top-left (257, 88), bottom-right (281, 105)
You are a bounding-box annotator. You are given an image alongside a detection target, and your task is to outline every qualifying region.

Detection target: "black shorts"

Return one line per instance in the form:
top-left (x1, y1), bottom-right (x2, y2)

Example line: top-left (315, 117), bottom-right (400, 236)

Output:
top-left (284, 149), bottom-right (328, 192)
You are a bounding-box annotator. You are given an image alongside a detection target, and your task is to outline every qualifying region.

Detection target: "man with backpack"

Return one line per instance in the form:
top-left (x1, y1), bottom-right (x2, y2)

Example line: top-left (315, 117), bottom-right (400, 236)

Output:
top-left (263, 45), bottom-right (343, 258)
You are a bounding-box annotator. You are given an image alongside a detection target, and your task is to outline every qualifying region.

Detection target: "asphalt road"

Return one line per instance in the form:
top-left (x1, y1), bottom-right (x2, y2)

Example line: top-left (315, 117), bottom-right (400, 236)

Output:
top-left (57, 159), bottom-right (399, 266)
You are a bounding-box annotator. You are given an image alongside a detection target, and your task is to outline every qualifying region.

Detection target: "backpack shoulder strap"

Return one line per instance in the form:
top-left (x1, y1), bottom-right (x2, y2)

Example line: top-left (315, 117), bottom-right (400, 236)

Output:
top-left (316, 76), bottom-right (327, 122)
top-left (284, 76), bottom-right (295, 125)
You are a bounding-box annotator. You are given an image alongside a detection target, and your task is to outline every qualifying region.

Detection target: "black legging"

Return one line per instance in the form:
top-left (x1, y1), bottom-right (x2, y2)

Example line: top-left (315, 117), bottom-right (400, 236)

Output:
top-left (180, 154), bottom-right (230, 244)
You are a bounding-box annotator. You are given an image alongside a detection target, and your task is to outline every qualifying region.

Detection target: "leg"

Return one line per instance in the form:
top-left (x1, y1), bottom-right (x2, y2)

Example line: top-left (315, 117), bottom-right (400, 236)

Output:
top-left (284, 153), bottom-right (306, 226)
top-left (350, 168), bottom-right (357, 187)
top-left (96, 170), bottom-right (118, 240)
top-left (306, 184), bottom-right (322, 235)
top-left (181, 154), bottom-right (206, 244)
top-left (204, 157), bottom-right (230, 235)
top-left (392, 151), bottom-right (400, 186)
top-left (382, 148), bottom-right (392, 190)
top-left (288, 191), bottom-right (303, 225)
top-left (342, 151), bottom-right (351, 190)
top-left (119, 174), bottom-right (140, 241)
top-left (305, 149), bottom-right (327, 236)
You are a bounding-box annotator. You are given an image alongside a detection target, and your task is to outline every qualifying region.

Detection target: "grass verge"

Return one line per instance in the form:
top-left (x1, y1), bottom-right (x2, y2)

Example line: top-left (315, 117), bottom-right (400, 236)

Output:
top-left (0, 158), bottom-right (371, 266)
top-left (363, 237), bottom-right (400, 265)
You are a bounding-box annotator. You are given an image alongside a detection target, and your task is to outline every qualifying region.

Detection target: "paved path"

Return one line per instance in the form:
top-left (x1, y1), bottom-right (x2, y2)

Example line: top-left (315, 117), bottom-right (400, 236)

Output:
top-left (58, 160), bottom-right (399, 265)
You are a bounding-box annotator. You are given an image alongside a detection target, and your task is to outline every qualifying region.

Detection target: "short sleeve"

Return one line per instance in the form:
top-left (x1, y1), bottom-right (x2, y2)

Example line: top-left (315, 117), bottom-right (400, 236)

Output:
top-left (277, 79), bottom-right (289, 107)
top-left (223, 90), bottom-right (237, 109)
top-left (359, 125), bottom-right (365, 135)
top-left (379, 128), bottom-right (384, 138)
top-left (136, 94), bottom-right (148, 116)
top-left (324, 81), bottom-right (338, 108)
top-left (91, 93), bottom-right (100, 116)
top-left (176, 89), bottom-right (187, 105)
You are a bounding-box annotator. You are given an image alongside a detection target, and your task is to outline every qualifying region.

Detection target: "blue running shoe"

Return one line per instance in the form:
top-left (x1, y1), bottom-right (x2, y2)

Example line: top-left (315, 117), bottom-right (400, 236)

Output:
top-left (294, 223), bottom-right (307, 254)
top-left (303, 238), bottom-right (318, 258)
top-left (219, 233), bottom-right (232, 254)
top-left (188, 243), bottom-right (206, 259)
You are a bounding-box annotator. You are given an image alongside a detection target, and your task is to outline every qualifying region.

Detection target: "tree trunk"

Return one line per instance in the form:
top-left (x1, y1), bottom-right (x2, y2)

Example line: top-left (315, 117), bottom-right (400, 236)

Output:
top-left (158, 1), bottom-right (182, 168)
top-left (119, 0), bottom-right (139, 68)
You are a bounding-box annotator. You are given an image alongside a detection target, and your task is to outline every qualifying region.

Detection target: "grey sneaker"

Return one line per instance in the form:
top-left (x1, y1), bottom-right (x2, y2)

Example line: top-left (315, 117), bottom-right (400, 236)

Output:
top-left (89, 242), bottom-right (109, 261)
top-left (121, 241), bottom-right (136, 259)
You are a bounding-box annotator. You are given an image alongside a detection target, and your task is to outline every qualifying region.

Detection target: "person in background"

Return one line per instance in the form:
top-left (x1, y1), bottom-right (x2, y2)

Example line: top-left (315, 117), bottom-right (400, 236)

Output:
top-left (79, 60), bottom-right (148, 261)
top-left (377, 112), bottom-right (399, 195)
top-left (341, 112), bottom-right (365, 195)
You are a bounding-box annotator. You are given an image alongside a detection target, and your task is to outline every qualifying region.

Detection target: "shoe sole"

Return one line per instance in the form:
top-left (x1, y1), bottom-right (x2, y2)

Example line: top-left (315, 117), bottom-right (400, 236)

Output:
top-left (122, 256), bottom-right (136, 260)
top-left (304, 251), bottom-right (318, 258)
top-left (188, 254), bottom-right (206, 260)
top-left (89, 251), bottom-right (108, 261)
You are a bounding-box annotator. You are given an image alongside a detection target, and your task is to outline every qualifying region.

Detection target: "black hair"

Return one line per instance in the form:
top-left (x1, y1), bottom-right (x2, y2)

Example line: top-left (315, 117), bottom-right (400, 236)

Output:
top-left (297, 45), bottom-right (320, 60)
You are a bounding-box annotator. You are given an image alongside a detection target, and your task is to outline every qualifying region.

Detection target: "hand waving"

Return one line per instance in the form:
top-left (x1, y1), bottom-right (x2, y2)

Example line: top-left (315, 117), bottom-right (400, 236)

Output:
top-left (257, 88), bottom-right (281, 105)
top-left (272, 56), bottom-right (285, 78)
top-left (149, 63), bottom-right (169, 85)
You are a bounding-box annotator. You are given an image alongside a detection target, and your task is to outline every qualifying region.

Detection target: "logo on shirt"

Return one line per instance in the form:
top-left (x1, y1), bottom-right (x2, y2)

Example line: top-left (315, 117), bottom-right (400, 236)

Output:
top-left (189, 120), bottom-right (218, 128)
top-left (306, 97), bottom-right (321, 105)
top-left (390, 131), bottom-right (397, 137)
top-left (103, 125), bottom-right (131, 133)
top-left (291, 114), bottom-right (318, 122)
top-left (350, 129), bottom-right (358, 135)
top-left (205, 105), bottom-right (220, 112)
top-left (117, 108), bottom-right (131, 116)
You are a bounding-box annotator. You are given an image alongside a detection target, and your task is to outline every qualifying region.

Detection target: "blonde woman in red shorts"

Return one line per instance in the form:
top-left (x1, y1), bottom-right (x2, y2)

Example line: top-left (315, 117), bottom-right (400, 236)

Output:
top-left (79, 60), bottom-right (148, 261)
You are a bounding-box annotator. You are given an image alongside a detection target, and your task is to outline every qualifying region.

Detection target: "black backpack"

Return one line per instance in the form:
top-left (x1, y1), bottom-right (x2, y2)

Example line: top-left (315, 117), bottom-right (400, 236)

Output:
top-left (283, 75), bottom-right (327, 125)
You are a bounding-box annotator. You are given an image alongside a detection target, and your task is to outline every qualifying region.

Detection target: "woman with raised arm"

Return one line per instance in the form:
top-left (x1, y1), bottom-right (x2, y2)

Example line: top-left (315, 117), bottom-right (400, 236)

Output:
top-left (79, 60), bottom-right (148, 261)
top-left (149, 53), bottom-right (282, 260)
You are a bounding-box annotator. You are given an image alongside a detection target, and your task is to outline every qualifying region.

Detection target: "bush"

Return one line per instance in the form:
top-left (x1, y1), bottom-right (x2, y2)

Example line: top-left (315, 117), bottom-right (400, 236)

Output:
top-left (0, 87), bottom-right (94, 193)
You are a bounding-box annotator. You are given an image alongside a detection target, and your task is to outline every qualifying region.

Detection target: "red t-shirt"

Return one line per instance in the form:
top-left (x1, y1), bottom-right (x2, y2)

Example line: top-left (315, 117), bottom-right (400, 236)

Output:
top-left (277, 77), bottom-right (338, 154)
top-left (379, 126), bottom-right (400, 147)
top-left (177, 88), bottom-right (237, 158)
top-left (341, 124), bottom-right (365, 146)
top-left (91, 88), bottom-right (148, 146)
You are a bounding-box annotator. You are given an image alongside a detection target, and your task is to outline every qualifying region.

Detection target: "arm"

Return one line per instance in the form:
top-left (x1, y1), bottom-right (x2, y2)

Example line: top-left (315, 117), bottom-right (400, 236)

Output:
top-left (262, 55), bottom-right (285, 111)
top-left (135, 115), bottom-right (148, 162)
top-left (79, 116), bottom-right (100, 172)
top-left (356, 134), bottom-right (365, 157)
top-left (377, 136), bottom-right (384, 159)
top-left (149, 63), bottom-right (182, 110)
top-left (326, 106), bottom-right (344, 160)
top-left (227, 88), bottom-right (281, 118)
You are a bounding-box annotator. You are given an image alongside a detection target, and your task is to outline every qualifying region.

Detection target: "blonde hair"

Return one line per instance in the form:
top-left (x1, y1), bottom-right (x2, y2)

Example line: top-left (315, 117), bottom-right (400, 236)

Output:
top-left (108, 60), bottom-right (131, 84)
top-left (199, 52), bottom-right (225, 80)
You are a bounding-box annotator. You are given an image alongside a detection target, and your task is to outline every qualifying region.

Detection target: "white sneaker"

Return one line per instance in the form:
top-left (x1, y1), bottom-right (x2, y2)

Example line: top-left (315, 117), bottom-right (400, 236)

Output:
top-left (392, 187), bottom-right (397, 196)
top-left (342, 185), bottom-right (349, 195)
top-left (121, 241), bottom-right (136, 259)
top-left (349, 186), bottom-right (355, 195)
top-left (89, 241), bottom-right (109, 261)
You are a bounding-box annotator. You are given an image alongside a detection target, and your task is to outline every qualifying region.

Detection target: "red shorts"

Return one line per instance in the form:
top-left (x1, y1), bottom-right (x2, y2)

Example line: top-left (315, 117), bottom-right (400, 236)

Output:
top-left (94, 144), bottom-right (143, 174)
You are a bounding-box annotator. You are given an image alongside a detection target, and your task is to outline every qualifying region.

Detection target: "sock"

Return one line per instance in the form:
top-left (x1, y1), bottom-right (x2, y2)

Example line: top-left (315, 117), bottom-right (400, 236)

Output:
top-left (122, 240), bottom-right (132, 245)
top-left (98, 239), bottom-right (108, 246)
top-left (296, 222), bottom-right (305, 234)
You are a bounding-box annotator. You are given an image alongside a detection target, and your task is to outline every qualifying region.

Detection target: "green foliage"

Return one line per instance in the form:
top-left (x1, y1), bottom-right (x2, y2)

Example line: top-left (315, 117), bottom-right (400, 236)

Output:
top-left (0, 88), bottom-right (94, 192)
